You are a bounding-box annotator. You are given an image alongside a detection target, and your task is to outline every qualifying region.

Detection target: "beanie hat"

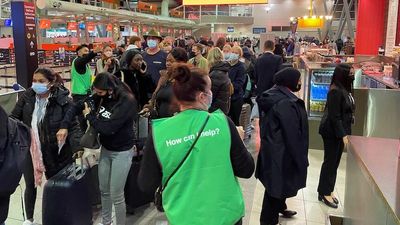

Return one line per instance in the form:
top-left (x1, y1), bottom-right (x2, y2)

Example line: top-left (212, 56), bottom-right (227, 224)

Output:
top-left (273, 68), bottom-right (301, 91)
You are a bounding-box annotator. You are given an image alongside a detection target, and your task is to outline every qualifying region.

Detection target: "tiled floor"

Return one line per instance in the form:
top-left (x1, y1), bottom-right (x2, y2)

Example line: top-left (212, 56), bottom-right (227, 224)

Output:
top-left (5, 124), bottom-right (347, 225)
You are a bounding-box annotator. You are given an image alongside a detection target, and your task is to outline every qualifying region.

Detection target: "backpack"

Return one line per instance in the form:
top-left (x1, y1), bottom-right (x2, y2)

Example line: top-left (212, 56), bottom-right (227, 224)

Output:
top-left (0, 117), bottom-right (30, 195)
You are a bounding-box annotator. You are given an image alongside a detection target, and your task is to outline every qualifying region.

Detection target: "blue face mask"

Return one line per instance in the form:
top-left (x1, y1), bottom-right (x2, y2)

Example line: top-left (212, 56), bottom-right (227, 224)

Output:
top-left (224, 53), bottom-right (231, 61)
top-left (32, 82), bottom-right (49, 95)
top-left (147, 39), bottom-right (158, 49)
top-left (230, 53), bottom-right (239, 62)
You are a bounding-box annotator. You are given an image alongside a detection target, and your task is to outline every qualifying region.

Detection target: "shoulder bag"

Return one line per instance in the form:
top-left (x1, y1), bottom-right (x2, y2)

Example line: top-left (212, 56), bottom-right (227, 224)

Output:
top-left (154, 113), bottom-right (210, 212)
top-left (80, 98), bottom-right (103, 149)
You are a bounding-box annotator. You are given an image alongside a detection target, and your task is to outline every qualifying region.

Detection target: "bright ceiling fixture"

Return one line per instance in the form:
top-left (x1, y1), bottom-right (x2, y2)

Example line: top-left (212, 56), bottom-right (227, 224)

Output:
top-left (289, 0), bottom-right (332, 29)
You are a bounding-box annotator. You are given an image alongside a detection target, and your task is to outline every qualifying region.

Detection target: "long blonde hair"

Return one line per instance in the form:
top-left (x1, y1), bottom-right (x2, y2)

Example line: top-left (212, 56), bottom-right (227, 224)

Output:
top-left (207, 47), bottom-right (224, 68)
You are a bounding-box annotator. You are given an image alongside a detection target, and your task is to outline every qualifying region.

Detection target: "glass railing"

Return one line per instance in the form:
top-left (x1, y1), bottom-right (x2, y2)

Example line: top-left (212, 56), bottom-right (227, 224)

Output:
top-left (182, 5), bottom-right (253, 20)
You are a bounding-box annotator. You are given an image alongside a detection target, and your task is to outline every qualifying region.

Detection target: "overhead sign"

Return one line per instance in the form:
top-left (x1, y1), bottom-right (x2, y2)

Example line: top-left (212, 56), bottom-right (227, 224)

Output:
top-left (67, 22), bottom-right (77, 30)
top-left (106, 24), bottom-right (113, 32)
top-left (4, 19), bottom-right (12, 27)
top-left (183, 0), bottom-right (267, 5)
top-left (39, 19), bottom-right (51, 29)
top-left (298, 18), bottom-right (324, 29)
top-left (87, 22), bottom-right (95, 32)
top-left (227, 26), bottom-right (234, 33)
top-left (253, 27), bottom-right (266, 34)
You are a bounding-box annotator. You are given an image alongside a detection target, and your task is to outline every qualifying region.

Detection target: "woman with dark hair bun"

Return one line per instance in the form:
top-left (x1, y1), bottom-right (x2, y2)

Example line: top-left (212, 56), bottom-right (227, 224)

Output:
top-left (142, 47), bottom-right (189, 119)
top-left (10, 67), bottom-right (82, 225)
top-left (138, 64), bottom-right (255, 225)
top-left (318, 64), bottom-right (355, 208)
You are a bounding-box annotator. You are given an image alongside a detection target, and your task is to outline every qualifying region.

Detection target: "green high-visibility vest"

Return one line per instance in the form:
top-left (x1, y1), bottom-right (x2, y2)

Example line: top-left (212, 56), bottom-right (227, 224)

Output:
top-left (153, 109), bottom-right (245, 225)
top-left (71, 58), bottom-right (92, 95)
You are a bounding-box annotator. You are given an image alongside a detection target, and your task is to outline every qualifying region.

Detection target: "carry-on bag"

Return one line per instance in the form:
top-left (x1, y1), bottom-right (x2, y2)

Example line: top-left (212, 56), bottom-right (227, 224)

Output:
top-left (125, 114), bottom-right (153, 211)
top-left (42, 159), bottom-right (92, 225)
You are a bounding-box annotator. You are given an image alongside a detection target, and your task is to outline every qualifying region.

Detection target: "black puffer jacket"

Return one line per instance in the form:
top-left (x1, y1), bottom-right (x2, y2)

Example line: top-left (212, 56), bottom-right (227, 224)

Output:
top-left (209, 61), bottom-right (231, 114)
top-left (10, 86), bottom-right (82, 178)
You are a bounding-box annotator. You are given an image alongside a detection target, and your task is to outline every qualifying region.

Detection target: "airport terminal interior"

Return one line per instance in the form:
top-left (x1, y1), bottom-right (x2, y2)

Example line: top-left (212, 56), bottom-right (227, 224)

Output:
top-left (0, 0), bottom-right (399, 225)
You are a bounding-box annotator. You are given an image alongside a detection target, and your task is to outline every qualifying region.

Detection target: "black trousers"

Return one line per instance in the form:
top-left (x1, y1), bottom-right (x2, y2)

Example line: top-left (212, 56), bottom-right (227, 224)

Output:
top-left (23, 153), bottom-right (36, 220)
top-left (0, 195), bottom-right (10, 224)
top-left (317, 137), bottom-right (344, 195)
top-left (72, 94), bottom-right (88, 133)
top-left (260, 191), bottom-right (287, 225)
top-left (229, 98), bottom-right (244, 126)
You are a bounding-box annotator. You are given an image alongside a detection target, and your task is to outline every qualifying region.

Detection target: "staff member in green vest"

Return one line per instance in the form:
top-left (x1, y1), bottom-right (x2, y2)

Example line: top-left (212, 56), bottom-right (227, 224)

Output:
top-left (138, 64), bottom-right (255, 225)
top-left (71, 44), bottom-right (102, 131)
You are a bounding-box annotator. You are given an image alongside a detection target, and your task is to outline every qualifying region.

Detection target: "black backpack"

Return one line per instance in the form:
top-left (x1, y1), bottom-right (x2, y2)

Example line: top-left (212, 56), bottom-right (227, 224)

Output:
top-left (0, 117), bottom-right (30, 196)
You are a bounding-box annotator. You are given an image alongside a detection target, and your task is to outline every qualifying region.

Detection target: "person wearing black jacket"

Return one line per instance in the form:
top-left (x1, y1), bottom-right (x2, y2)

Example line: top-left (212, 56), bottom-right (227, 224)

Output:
top-left (256, 68), bottom-right (309, 225)
top-left (121, 49), bottom-right (153, 109)
top-left (254, 40), bottom-right (283, 96)
top-left (81, 72), bottom-right (137, 225)
top-left (318, 64), bottom-right (355, 208)
top-left (0, 105), bottom-right (10, 225)
top-left (207, 47), bottom-right (231, 114)
top-left (142, 47), bottom-right (188, 119)
top-left (10, 68), bottom-right (82, 225)
top-left (228, 46), bottom-right (247, 126)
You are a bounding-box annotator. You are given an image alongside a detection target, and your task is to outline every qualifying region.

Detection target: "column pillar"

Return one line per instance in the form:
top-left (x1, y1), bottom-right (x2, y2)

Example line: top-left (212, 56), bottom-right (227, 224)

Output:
top-left (161, 0), bottom-right (169, 17)
top-left (11, 0), bottom-right (38, 89)
top-left (355, 0), bottom-right (387, 55)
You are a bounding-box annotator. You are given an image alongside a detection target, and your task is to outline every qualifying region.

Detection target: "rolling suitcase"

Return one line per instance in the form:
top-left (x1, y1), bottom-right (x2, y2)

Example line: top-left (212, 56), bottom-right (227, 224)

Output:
top-left (125, 115), bottom-right (153, 212)
top-left (42, 161), bottom-right (92, 225)
top-left (124, 156), bottom-right (154, 209)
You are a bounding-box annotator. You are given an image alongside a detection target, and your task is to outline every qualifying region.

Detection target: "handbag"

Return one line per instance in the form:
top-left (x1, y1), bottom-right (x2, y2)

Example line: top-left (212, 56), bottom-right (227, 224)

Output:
top-left (80, 98), bottom-right (103, 149)
top-left (154, 114), bottom-right (210, 212)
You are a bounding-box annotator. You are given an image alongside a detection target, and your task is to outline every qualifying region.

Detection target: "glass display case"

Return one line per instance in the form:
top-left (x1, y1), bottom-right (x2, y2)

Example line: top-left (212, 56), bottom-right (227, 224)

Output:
top-left (308, 69), bottom-right (335, 117)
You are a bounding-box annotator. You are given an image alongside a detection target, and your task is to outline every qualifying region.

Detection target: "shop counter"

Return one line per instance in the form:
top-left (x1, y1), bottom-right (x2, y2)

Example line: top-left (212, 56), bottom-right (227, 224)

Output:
top-left (344, 136), bottom-right (400, 225)
top-left (363, 73), bottom-right (399, 89)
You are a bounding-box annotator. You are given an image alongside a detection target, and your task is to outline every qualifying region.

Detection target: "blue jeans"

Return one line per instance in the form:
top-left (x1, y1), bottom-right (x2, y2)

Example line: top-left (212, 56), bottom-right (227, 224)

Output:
top-left (98, 146), bottom-right (133, 225)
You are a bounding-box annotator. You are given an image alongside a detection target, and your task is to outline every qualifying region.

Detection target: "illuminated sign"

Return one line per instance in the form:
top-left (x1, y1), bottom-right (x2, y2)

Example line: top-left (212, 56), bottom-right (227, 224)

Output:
top-left (4, 19), bottom-right (12, 27)
top-left (67, 22), bottom-right (77, 30)
top-left (106, 24), bottom-right (113, 32)
top-left (39, 19), bottom-right (51, 29)
top-left (253, 27), bottom-right (266, 34)
top-left (183, 0), bottom-right (267, 5)
top-left (227, 26), bottom-right (234, 33)
top-left (298, 18), bottom-right (324, 29)
top-left (87, 22), bottom-right (95, 32)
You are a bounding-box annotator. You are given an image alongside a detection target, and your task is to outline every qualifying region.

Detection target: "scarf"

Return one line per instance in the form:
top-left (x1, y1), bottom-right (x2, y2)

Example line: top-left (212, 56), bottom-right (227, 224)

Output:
top-left (30, 95), bottom-right (49, 187)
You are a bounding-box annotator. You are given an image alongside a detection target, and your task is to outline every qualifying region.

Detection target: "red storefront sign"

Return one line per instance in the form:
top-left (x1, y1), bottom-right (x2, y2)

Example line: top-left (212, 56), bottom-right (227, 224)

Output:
top-left (67, 22), bottom-right (77, 30)
top-left (39, 19), bottom-right (51, 29)
top-left (87, 22), bottom-right (95, 32)
top-left (106, 24), bottom-right (113, 31)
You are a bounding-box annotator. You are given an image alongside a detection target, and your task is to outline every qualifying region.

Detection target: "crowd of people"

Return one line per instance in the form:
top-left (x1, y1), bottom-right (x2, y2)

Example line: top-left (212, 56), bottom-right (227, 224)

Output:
top-left (0, 29), bottom-right (355, 225)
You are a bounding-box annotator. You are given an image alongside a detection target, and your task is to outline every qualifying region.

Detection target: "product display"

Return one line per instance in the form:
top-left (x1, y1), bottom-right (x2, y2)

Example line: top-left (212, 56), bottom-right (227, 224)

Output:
top-left (309, 69), bottom-right (334, 116)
